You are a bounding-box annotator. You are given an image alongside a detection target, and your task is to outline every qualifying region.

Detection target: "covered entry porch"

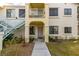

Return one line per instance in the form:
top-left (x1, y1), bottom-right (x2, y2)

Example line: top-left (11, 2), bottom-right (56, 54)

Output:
top-left (25, 21), bottom-right (49, 42)
top-left (29, 21), bottom-right (44, 42)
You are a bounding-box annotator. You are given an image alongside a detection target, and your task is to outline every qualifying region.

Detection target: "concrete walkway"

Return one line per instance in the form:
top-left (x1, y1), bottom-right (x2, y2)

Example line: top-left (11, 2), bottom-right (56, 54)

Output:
top-left (32, 41), bottom-right (51, 56)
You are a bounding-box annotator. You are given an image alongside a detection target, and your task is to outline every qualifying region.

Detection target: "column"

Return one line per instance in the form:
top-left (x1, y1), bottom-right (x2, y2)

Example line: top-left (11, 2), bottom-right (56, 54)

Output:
top-left (25, 25), bottom-right (29, 43)
top-left (25, 3), bottom-right (29, 43)
top-left (44, 26), bottom-right (49, 42)
top-left (44, 4), bottom-right (49, 42)
top-left (0, 32), bottom-right (4, 50)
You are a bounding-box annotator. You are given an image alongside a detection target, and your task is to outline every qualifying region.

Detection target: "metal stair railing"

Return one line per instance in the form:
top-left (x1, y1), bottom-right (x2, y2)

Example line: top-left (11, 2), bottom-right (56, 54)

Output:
top-left (0, 21), bottom-right (12, 28)
top-left (3, 21), bottom-right (25, 39)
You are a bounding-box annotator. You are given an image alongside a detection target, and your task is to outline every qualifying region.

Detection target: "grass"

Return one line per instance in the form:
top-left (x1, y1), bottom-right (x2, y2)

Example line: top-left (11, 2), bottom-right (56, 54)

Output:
top-left (0, 43), bottom-right (34, 56)
top-left (47, 39), bottom-right (79, 56)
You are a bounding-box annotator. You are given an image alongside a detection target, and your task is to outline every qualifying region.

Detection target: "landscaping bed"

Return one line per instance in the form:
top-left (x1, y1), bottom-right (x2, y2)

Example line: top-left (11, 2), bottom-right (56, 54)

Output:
top-left (0, 43), bottom-right (34, 56)
top-left (47, 39), bottom-right (79, 56)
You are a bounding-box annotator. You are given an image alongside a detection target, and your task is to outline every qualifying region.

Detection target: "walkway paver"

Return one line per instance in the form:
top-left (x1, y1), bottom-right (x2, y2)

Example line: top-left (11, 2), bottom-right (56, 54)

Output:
top-left (32, 41), bottom-right (51, 56)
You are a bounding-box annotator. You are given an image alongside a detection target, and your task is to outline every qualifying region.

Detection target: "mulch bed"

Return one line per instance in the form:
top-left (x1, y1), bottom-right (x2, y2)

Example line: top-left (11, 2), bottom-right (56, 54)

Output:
top-left (0, 43), bottom-right (34, 56)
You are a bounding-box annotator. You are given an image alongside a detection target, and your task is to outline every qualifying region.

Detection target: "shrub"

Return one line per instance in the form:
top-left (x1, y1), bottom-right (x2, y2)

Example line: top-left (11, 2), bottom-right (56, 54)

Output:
top-left (29, 37), bottom-right (35, 43)
top-left (13, 37), bottom-right (23, 43)
top-left (49, 36), bottom-right (58, 42)
top-left (49, 36), bottom-right (53, 42)
top-left (3, 37), bottom-right (25, 48)
top-left (3, 40), bottom-right (11, 48)
top-left (5, 34), bottom-right (14, 40)
top-left (3, 34), bottom-right (14, 47)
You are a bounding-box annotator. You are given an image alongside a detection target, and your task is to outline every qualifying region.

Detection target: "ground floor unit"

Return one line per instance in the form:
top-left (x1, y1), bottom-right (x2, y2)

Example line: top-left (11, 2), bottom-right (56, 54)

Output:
top-left (25, 20), bottom-right (78, 43)
top-left (0, 20), bottom-right (78, 50)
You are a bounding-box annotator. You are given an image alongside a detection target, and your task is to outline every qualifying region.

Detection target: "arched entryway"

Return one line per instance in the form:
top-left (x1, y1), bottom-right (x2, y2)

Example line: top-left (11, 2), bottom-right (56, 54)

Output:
top-left (29, 21), bottom-right (44, 42)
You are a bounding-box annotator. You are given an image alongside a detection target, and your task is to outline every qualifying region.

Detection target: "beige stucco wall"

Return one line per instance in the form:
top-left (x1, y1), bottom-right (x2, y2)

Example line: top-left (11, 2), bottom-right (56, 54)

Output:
top-left (48, 3), bottom-right (78, 39)
top-left (13, 25), bottom-right (25, 39)
top-left (25, 3), bottom-right (78, 42)
top-left (25, 4), bottom-right (49, 42)
top-left (0, 5), bottom-right (25, 20)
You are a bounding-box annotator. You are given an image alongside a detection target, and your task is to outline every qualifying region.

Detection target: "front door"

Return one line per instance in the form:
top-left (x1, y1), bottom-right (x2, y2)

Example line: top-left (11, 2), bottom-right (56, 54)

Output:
top-left (38, 26), bottom-right (43, 39)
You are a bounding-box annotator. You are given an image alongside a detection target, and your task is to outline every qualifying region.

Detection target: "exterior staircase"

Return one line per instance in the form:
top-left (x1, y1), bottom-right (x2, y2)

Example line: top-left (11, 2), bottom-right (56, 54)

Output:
top-left (0, 21), bottom-right (12, 28)
top-left (3, 21), bottom-right (25, 39)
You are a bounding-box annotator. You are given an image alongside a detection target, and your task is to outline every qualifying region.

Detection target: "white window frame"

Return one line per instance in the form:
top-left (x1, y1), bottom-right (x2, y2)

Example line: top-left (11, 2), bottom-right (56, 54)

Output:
top-left (49, 8), bottom-right (58, 16)
top-left (6, 9), bottom-right (16, 18)
top-left (64, 27), bottom-right (72, 34)
top-left (64, 8), bottom-right (72, 16)
top-left (19, 9), bottom-right (25, 18)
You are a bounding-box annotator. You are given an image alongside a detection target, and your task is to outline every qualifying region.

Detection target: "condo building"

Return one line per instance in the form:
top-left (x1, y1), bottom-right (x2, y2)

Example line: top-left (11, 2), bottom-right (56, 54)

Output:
top-left (0, 3), bottom-right (78, 50)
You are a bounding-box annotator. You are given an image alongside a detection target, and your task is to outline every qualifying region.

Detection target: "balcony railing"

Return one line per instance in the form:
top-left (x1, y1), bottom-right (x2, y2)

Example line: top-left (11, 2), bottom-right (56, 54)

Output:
top-left (29, 8), bottom-right (45, 18)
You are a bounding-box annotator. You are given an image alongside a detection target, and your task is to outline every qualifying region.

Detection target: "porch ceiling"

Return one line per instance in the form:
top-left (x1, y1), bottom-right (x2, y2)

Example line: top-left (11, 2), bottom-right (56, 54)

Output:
top-left (30, 22), bottom-right (44, 26)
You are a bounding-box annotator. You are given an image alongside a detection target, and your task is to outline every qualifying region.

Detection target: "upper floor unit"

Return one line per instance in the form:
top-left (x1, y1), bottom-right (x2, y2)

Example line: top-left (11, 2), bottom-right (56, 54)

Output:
top-left (0, 4), bottom-right (25, 20)
top-left (0, 3), bottom-right (78, 20)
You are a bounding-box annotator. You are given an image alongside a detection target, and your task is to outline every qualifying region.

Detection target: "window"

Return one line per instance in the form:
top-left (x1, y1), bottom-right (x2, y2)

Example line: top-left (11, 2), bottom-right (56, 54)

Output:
top-left (0, 26), bottom-right (3, 32)
top-left (64, 8), bottom-right (72, 15)
top-left (49, 8), bottom-right (58, 16)
top-left (29, 26), bottom-right (35, 35)
top-left (64, 27), bottom-right (72, 33)
top-left (6, 9), bottom-right (15, 18)
top-left (30, 9), bottom-right (44, 17)
top-left (19, 9), bottom-right (25, 18)
top-left (49, 26), bottom-right (58, 34)
top-left (38, 9), bottom-right (44, 16)
top-left (30, 9), bottom-right (38, 16)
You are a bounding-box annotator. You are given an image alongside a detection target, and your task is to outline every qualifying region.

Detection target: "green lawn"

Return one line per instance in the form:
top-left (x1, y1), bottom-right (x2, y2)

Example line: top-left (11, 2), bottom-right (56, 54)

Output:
top-left (47, 40), bottom-right (79, 56)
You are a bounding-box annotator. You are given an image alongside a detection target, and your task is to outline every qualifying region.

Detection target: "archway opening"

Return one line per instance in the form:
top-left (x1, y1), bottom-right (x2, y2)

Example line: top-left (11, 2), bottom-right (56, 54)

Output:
top-left (29, 21), bottom-right (44, 42)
